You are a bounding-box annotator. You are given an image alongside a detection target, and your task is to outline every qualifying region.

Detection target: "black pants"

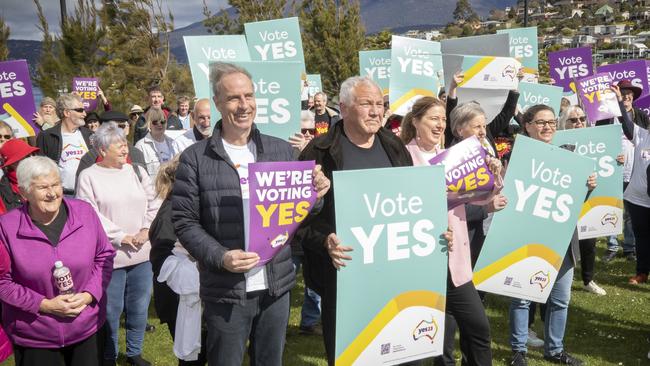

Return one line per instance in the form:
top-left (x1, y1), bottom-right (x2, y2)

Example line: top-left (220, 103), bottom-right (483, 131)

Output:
top-left (14, 332), bottom-right (102, 366)
top-left (433, 279), bottom-right (492, 366)
top-left (627, 201), bottom-right (650, 275)
top-left (579, 238), bottom-right (596, 285)
top-left (528, 302), bottom-right (547, 327)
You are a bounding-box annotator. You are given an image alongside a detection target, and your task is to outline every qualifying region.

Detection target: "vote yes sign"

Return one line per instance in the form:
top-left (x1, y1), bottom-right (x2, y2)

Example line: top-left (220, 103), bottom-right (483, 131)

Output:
top-left (497, 27), bottom-right (539, 83)
top-left (334, 166), bottom-right (448, 365)
top-left (597, 60), bottom-right (649, 98)
top-left (244, 17), bottom-right (305, 72)
top-left (72, 77), bottom-right (99, 112)
top-left (248, 161), bottom-right (317, 265)
top-left (548, 47), bottom-right (593, 93)
top-left (517, 82), bottom-right (563, 115)
top-left (553, 125), bottom-right (623, 239)
top-left (359, 49), bottom-right (391, 96)
top-left (0, 60), bottom-right (38, 138)
top-left (473, 136), bottom-right (594, 302)
top-left (390, 36), bottom-right (442, 116)
top-left (229, 61), bottom-right (302, 139)
top-left (576, 72), bottom-right (621, 122)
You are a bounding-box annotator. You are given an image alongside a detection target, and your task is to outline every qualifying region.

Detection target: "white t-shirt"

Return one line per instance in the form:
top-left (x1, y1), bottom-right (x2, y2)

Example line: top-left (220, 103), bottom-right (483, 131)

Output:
top-left (623, 124), bottom-right (650, 208)
top-left (59, 130), bottom-right (88, 191)
top-left (154, 139), bottom-right (173, 164)
top-left (178, 114), bottom-right (191, 130)
top-left (222, 138), bottom-right (268, 292)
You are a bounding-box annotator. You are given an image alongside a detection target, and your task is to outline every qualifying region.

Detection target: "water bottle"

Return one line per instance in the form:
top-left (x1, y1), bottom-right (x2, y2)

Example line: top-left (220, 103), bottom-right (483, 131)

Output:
top-left (53, 261), bottom-right (75, 295)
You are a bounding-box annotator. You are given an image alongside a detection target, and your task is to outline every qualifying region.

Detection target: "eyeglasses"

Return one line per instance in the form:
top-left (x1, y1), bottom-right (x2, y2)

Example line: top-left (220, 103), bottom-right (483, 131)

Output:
top-left (567, 116), bottom-right (586, 124)
top-left (151, 120), bottom-right (166, 126)
top-left (0, 135), bottom-right (11, 140)
top-left (69, 108), bottom-right (86, 113)
top-left (117, 123), bottom-right (128, 129)
top-left (529, 119), bottom-right (557, 128)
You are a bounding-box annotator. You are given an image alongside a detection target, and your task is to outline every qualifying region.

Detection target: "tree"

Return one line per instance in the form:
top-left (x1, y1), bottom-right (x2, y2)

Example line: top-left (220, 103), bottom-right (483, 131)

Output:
top-left (453, 0), bottom-right (479, 23)
top-left (99, 0), bottom-right (193, 112)
top-left (300, 0), bottom-right (365, 97)
top-left (203, 0), bottom-right (289, 35)
top-left (0, 17), bottom-right (9, 61)
top-left (364, 29), bottom-right (392, 50)
top-left (34, 0), bottom-right (65, 97)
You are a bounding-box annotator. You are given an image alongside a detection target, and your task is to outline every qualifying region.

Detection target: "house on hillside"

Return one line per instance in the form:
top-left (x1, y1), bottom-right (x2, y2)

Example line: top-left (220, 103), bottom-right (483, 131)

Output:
top-left (595, 43), bottom-right (648, 60)
top-left (595, 4), bottom-right (615, 22)
top-left (630, 8), bottom-right (650, 23)
top-left (573, 34), bottom-right (597, 47)
top-left (580, 24), bottom-right (628, 36)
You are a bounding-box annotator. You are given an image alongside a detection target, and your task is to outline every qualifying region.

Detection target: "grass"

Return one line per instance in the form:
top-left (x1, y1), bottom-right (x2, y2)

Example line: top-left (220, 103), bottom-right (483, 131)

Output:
top-left (2, 241), bottom-right (649, 365)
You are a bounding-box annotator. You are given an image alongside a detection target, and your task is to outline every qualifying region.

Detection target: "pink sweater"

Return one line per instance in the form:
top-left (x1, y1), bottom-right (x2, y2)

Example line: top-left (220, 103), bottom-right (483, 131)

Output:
top-left (76, 163), bottom-right (161, 269)
top-left (405, 139), bottom-right (500, 287)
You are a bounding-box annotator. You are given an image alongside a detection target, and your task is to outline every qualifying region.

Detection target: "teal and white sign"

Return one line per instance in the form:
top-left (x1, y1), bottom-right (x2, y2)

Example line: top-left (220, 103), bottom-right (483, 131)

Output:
top-left (306, 74), bottom-right (322, 96)
top-left (359, 49), bottom-right (391, 96)
top-left (497, 27), bottom-right (539, 83)
top-left (457, 56), bottom-right (521, 90)
top-left (390, 36), bottom-right (442, 116)
top-left (334, 166), bottom-right (448, 366)
top-left (553, 125), bottom-right (623, 239)
top-left (184, 35), bottom-right (251, 121)
top-left (473, 136), bottom-right (594, 302)
top-left (227, 61), bottom-right (302, 140)
top-left (517, 82), bottom-right (563, 115)
top-left (244, 17), bottom-right (305, 72)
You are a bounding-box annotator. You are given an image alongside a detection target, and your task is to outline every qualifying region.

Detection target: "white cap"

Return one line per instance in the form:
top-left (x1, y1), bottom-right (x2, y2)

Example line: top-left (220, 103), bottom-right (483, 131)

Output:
top-left (54, 261), bottom-right (63, 268)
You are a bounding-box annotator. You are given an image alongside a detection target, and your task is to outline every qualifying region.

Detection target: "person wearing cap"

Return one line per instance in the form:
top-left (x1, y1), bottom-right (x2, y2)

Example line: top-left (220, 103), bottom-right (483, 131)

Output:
top-left (616, 80), bottom-right (649, 129)
top-left (171, 98), bottom-right (212, 156)
top-left (0, 139), bottom-right (39, 214)
top-left (32, 97), bottom-right (60, 131)
top-left (135, 108), bottom-right (175, 177)
top-left (611, 83), bottom-right (650, 286)
top-left (0, 156), bottom-right (115, 366)
top-left (129, 105), bottom-right (145, 133)
top-left (36, 94), bottom-right (92, 196)
top-left (75, 111), bottom-right (146, 183)
top-left (85, 112), bottom-right (101, 133)
top-left (132, 86), bottom-right (183, 144)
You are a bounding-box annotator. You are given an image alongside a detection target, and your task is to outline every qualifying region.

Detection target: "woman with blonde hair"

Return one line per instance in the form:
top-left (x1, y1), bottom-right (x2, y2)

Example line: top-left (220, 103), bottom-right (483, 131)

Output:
top-left (135, 108), bottom-right (174, 177)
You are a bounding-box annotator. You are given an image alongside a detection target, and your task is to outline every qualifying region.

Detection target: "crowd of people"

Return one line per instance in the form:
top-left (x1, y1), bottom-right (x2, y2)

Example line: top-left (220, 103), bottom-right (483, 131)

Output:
top-left (0, 58), bottom-right (646, 366)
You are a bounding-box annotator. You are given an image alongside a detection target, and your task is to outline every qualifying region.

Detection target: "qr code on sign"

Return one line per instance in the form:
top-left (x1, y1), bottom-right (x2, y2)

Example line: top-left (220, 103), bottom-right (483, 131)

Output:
top-left (381, 343), bottom-right (390, 355)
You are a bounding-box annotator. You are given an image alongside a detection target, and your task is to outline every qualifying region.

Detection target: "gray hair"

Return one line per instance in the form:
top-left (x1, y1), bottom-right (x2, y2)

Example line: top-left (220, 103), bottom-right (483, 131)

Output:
top-left (314, 92), bottom-right (328, 102)
top-left (56, 93), bottom-right (82, 120)
top-left (339, 76), bottom-right (381, 106)
top-left (16, 156), bottom-right (59, 193)
top-left (558, 105), bottom-right (585, 130)
top-left (209, 62), bottom-right (253, 100)
top-left (91, 121), bottom-right (127, 154)
top-left (449, 102), bottom-right (486, 138)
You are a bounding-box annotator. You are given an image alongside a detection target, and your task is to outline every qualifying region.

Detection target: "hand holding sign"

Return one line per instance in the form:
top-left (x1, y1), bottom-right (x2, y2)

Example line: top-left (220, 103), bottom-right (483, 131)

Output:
top-left (587, 173), bottom-right (597, 191)
top-left (325, 233), bottom-right (353, 269)
top-left (223, 250), bottom-right (260, 273)
top-left (312, 164), bottom-right (330, 200)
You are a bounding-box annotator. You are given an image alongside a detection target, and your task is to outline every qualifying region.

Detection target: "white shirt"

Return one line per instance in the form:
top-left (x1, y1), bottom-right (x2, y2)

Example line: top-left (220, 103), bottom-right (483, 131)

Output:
top-left (173, 128), bottom-right (199, 156)
top-left (178, 114), bottom-right (191, 130)
top-left (135, 132), bottom-right (175, 177)
top-left (623, 124), bottom-right (650, 208)
top-left (59, 129), bottom-right (88, 191)
top-left (222, 138), bottom-right (268, 292)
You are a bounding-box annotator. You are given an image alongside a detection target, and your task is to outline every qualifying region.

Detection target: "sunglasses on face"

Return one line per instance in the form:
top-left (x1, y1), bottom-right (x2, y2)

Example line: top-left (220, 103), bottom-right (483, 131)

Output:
top-left (568, 116), bottom-right (586, 124)
top-left (151, 120), bottom-right (166, 126)
top-left (69, 108), bottom-right (86, 113)
top-left (117, 123), bottom-right (128, 129)
top-left (0, 135), bottom-right (11, 140)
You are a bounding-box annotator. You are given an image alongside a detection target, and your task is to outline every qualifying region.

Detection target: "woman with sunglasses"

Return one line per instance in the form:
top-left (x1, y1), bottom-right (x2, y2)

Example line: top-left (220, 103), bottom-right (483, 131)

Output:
top-left (557, 106), bottom-right (608, 296)
top-left (135, 108), bottom-right (174, 177)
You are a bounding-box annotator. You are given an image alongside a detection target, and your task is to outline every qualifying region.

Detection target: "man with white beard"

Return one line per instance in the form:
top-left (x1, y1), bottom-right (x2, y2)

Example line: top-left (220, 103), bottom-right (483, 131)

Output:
top-left (172, 98), bottom-right (213, 155)
top-left (36, 93), bottom-right (92, 195)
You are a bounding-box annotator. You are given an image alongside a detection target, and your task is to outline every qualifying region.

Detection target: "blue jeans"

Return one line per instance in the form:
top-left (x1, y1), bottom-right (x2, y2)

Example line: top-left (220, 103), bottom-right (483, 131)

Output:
top-left (607, 200), bottom-right (635, 254)
top-left (104, 261), bottom-right (153, 360)
top-left (292, 256), bottom-right (322, 328)
top-left (510, 255), bottom-right (573, 357)
top-left (204, 290), bottom-right (290, 366)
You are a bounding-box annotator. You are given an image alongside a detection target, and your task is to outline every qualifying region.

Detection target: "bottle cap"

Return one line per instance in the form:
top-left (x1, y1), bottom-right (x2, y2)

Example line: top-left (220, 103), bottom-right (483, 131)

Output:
top-left (54, 261), bottom-right (63, 268)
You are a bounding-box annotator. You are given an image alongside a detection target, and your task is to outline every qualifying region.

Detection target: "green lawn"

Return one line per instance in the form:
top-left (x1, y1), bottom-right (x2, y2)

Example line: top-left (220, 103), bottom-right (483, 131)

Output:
top-left (2, 241), bottom-right (649, 365)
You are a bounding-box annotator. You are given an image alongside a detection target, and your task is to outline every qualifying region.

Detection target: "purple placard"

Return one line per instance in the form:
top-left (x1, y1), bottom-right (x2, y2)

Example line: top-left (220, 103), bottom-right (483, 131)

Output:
top-left (548, 47), bottom-right (593, 93)
top-left (576, 72), bottom-right (621, 121)
top-left (597, 60), bottom-right (649, 98)
top-left (0, 59), bottom-right (38, 138)
top-left (248, 160), bottom-right (317, 265)
top-left (72, 77), bottom-right (99, 111)
top-left (429, 136), bottom-right (495, 209)
top-left (635, 94), bottom-right (650, 118)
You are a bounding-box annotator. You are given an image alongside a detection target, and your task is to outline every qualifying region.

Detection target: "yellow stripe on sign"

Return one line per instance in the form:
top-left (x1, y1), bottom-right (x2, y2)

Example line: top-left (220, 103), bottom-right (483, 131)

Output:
top-left (457, 57), bottom-right (495, 88)
top-left (579, 196), bottom-right (624, 219)
top-left (473, 244), bottom-right (563, 286)
top-left (390, 89), bottom-right (437, 112)
top-left (3, 102), bottom-right (35, 137)
top-left (336, 290), bottom-right (446, 366)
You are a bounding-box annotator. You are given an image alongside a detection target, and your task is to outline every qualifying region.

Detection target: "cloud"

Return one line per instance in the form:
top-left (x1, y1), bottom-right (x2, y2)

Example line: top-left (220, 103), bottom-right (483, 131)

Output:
top-left (3, 0), bottom-right (229, 40)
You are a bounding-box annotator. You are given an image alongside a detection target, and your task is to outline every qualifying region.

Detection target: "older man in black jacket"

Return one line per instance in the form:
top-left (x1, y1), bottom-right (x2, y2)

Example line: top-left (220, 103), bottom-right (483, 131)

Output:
top-left (296, 76), bottom-right (415, 365)
top-left (172, 62), bottom-right (330, 366)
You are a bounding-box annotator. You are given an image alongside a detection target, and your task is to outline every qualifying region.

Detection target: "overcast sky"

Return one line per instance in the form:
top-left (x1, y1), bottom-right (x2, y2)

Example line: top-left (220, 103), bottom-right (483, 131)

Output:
top-left (2, 0), bottom-right (229, 40)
